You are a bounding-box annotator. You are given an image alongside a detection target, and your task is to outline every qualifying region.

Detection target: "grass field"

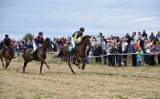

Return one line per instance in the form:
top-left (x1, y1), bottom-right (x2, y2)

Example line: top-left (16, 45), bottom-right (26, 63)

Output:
top-left (0, 54), bottom-right (160, 99)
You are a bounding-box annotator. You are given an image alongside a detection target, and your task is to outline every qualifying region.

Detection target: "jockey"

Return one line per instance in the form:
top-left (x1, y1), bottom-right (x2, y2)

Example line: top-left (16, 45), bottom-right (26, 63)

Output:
top-left (3, 34), bottom-right (11, 49)
top-left (70, 27), bottom-right (85, 51)
top-left (2, 34), bottom-right (12, 56)
top-left (31, 32), bottom-right (44, 59)
top-left (33, 32), bottom-right (44, 51)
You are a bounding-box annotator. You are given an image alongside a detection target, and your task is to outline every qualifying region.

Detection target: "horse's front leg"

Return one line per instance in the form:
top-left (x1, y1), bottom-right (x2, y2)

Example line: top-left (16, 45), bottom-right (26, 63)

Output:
top-left (5, 59), bottom-right (11, 69)
top-left (38, 56), bottom-right (50, 69)
top-left (77, 57), bottom-right (86, 70)
top-left (73, 56), bottom-right (81, 69)
top-left (66, 56), bottom-right (75, 74)
top-left (23, 60), bottom-right (28, 73)
top-left (82, 59), bottom-right (86, 70)
top-left (5, 58), bottom-right (9, 69)
top-left (0, 57), bottom-right (4, 67)
top-left (40, 61), bottom-right (44, 74)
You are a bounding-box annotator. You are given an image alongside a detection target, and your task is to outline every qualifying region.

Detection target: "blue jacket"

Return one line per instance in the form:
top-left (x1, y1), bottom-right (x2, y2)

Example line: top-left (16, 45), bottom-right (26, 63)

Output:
top-left (3, 38), bottom-right (11, 47)
top-left (34, 36), bottom-right (44, 47)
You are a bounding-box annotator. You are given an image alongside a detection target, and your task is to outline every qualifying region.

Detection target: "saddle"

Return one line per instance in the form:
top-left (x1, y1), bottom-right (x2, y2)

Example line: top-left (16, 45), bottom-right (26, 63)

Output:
top-left (68, 45), bottom-right (77, 53)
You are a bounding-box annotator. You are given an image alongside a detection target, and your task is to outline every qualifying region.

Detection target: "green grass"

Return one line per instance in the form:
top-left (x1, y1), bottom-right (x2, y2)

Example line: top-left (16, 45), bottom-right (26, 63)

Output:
top-left (0, 54), bottom-right (160, 99)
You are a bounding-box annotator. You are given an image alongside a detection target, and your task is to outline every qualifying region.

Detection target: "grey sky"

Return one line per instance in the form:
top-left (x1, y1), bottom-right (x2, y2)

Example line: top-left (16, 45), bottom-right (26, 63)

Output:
top-left (0, 0), bottom-right (160, 40)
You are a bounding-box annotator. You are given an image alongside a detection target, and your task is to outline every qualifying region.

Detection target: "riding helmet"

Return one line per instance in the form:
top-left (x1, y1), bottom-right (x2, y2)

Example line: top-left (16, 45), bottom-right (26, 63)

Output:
top-left (38, 32), bottom-right (43, 36)
top-left (79, 27), bottom-right (85, 32)
top-left (5, 34), bottom-right (9, 37)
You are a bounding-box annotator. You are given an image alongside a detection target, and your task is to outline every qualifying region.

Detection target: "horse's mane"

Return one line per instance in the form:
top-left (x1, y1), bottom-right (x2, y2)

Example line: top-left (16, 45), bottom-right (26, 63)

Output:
top-left (79, 35), bottom-right (90, 44)
top-left (43, 38), bottom-right (51, 45)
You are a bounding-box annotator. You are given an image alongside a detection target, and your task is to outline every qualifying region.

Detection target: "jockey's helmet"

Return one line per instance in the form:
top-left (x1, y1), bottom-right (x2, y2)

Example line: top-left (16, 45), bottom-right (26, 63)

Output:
top-left (5, 34), bottom-right (9, 38)
top-left (38, 32), bottom-right (43, 36)
top-left (80, 27), bottom-right (85, 32)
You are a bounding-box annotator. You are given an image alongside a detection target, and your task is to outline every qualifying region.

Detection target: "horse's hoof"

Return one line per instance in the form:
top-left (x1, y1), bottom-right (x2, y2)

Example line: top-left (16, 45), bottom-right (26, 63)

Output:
top-left (72, 72), bottom-right (76, 74)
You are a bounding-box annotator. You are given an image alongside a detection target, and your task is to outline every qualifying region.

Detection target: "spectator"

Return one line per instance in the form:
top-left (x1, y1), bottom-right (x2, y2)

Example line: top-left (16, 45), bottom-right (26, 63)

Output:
top-left (85, 46), bottom-right (90, 64)
top-left (110, 44), bottom-right (116, 66)
top-left (131, 32), bottom-right (136, 42)
top-left (156, 31), bottom-right (160, 41)
top-left (144, 39), bottom-right (152, 65)
top-left (136, 46), bottom-right (144, 66)
top-left (137, 36), bottom-right (144, 51)
top-left (150, 40), bottom-right (157, 66)
top-left (16, 42), bottom-right (21, 56)
top-left (155, 41), bottom-right (160, 65)
top-left (122, 45), bottom-right (128, 66)
top-left (138, 31), bottom-right (142, 37)
top-left (142, 30), bottom-right (148, 39)
top-left (129, 42), bottom-right (137, 66)
top-left (149, 32), bottom-right (156, 41)
top-left (107, 44), bottom-right (112, 66)
top-left (101, 37), bottom-right (107, 65)
top-left (116, 42), bottom-right (122, 66)
top-left (93, 43), bottom-right (102, 64)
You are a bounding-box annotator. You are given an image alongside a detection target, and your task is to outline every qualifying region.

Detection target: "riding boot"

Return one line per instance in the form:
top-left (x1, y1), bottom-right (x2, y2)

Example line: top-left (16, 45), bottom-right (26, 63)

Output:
top-left (3, 50), bottom-right (5, 57)
top-left (30, 50), bottom-right (34, 60)
top-left (72, 47), bottom-right (75, 52)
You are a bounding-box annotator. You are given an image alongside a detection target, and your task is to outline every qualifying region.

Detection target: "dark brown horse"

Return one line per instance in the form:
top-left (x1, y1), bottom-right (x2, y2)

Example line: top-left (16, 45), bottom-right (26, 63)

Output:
top-left (23, 38), bottom-right (51, 74)
top-left (58, 35), bottom-right (91, 74)
top-left (0, 44), bottom-right (14, 69)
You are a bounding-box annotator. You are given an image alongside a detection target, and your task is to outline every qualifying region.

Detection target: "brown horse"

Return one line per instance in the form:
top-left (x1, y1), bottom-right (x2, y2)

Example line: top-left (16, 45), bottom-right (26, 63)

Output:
top-left (23, 38), bottom-right (51, 74)
top-left (58, 35), bottom-right (91, 74)
top-left (0, 44), bottom-right (14, 69)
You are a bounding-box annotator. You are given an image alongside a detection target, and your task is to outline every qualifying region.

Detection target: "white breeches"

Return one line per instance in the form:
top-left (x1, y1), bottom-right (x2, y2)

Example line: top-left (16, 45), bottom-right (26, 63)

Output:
top-left (71, 37), bottom-right (76, 48)
top-left (33, 41), bottom-right (37, 51)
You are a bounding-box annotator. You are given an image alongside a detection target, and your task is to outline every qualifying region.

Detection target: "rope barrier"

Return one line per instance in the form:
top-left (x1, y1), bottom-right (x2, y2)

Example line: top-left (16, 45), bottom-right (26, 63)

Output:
top-left (14, 52), bottom-right (159, 58)
top-left (88, 53), bottom-right (160, 58)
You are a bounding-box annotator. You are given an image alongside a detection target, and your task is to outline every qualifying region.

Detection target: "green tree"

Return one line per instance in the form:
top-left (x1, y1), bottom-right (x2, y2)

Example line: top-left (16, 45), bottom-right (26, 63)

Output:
top-left (23, 33), bottom-right (34, 41)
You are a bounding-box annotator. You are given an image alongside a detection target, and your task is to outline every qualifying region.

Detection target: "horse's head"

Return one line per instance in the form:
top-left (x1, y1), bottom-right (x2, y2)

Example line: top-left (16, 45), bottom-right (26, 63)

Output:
top-left (81, 35), bottom-right (91, 46)
top-left (44, 38), bottom-right (52, 49)
top-left (8, 42), bottom-right (15, 50)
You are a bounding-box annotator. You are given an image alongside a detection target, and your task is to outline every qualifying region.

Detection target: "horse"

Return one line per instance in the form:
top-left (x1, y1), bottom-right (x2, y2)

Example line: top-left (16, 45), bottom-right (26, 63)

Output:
top-left (0, 43), bottom-right (14, 69)
top-left (23, 38), bottom-right (52, 74)
top-left (58, 35), bottom-right (91, 74)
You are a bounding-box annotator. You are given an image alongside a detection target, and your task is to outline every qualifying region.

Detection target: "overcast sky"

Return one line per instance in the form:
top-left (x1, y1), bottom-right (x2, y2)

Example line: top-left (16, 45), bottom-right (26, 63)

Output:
top-left (0, 0), bottom-right (160, 40)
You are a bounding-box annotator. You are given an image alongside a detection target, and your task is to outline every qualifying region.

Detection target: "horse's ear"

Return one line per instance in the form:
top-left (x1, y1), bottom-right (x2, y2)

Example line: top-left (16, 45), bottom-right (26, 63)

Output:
top-left (45, 38), bottom-right (50, 41)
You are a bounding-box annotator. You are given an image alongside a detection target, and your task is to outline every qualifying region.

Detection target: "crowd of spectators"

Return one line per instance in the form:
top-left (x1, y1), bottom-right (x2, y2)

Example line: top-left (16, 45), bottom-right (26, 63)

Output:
top-left (51, 30), bottom-right (160, 66)
top-left (1, 30), bottom-right (160, 66)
